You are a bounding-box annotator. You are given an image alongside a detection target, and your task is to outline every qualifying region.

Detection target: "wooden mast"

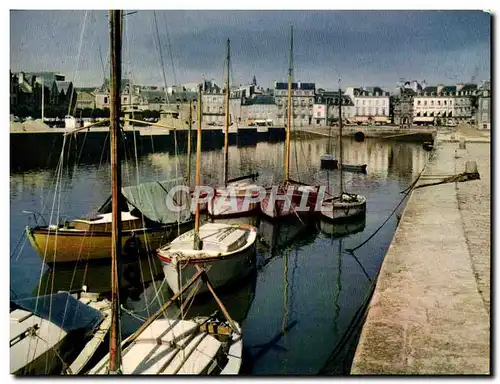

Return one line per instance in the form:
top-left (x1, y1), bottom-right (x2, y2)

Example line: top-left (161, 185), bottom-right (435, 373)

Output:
top-left (41, 77), bottom-right (44, 122)
top-left (223, 39), bottom-right (230, 186)
top-left (194, 84), bottom-right (203, 250)
top-left (108, 9), bottom-right (123, 374)
top-left (187, 99), bottom-right (192, 186)
top-left (284, 26), bottom-right (293, 183)
top-left (338, 85), bottom-right (344, 194)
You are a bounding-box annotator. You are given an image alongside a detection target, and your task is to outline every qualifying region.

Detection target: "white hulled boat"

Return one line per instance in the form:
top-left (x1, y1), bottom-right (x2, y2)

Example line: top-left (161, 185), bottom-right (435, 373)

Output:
top-left (321, 86), bottom-right (366, 223)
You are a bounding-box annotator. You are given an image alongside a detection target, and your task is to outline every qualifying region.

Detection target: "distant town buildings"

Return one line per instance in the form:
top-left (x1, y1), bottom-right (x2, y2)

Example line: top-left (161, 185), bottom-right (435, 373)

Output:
top-left (10, 71), bottom-right (76, 118)
top-left (274, 81), bottom-right (316, 127)
top-left (9, 70), bottom-right (491, 129)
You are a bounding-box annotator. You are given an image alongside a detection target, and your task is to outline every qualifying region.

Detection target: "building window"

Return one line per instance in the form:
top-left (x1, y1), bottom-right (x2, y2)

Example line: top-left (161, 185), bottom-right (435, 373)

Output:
top-left (104, 96), bottom-right (108, 104)
top-left (382, 108), bottom-right (385, 115)
top-left (207, 107), bottom-right (210, 112)
top-left (443, 100), bottom-right (446, 106)
top-left (417, 100), bottom-right (421, 105)
top-left (431, 100), bottom-right (434, 106)
top-left (424, 101), bottom-right (427, 106)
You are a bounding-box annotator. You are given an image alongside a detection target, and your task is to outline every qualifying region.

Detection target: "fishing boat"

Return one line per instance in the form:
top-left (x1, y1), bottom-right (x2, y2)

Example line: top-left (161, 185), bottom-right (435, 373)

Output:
top-left (88, 11), bottom-right (245, 375)
top-left (26, 178), bottom-right (193, 264)
top-left (321, 86), bottom-right (367, 222)
top-left (208, 39), bottom-right (260, 220)
top-left (158, 82), bottom-right (258, 296)
top-left (260, 26), bottom-right (319, 220)
top-left (10, 291), bottom-right (111, 375)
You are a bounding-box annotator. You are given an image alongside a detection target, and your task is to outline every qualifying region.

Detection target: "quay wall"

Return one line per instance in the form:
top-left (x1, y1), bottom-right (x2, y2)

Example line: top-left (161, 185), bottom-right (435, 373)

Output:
top-left (10, 126), bottom-right (286, 171)
top-left (350, 134), bottom-right (490, 374)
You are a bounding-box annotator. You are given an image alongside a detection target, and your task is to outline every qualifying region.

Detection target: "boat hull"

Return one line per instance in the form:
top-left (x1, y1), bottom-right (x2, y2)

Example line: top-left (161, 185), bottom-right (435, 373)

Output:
top-left (341, 164), bottom-right (367, 173)
top-left (27, 221), bottom-right (193, 264)
top-left (321, 195), bottom-right (366, 222)
top-left (320, 155), bottom-right (338, 170)
top-left (208, 195), bottom-right (259, 218)
top-left (160, 243), bottom-right (256, 295)
top-left (260, 184), bottom-right (319, 220)
top-left (157, 224), bottom-right (258, 295)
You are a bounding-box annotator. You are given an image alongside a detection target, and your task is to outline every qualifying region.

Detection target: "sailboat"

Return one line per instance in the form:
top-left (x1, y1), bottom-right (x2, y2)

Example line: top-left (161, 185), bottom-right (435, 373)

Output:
top-left (321, 87), bottom-right (366, 222)
top-left (88, 11), bottom-right (245, 375)
top-left (208, 39), bottom-right (260, 220)
top-left (260, 26), bottom-right (319, 220)
top-left (26, 178), bottom-right (193, 264)
top-left (158, 81), bottom-right (258, 296)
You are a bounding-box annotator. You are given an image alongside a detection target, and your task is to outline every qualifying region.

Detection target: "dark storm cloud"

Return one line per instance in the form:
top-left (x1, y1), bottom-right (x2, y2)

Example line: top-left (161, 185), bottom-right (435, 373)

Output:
top-left (10, 10), bottom-right (491, 89)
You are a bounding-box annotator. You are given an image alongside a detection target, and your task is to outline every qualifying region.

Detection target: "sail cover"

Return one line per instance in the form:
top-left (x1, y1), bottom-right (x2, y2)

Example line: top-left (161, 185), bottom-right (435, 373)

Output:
top-left (121, 178), bottom-right (192, 225)
top-left (11, 292), bottom-right (103, 333)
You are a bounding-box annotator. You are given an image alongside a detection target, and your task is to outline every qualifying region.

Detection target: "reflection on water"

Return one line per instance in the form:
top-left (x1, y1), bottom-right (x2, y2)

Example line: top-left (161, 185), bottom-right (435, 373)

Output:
top-left (10, 136), bottom-right (428, 374)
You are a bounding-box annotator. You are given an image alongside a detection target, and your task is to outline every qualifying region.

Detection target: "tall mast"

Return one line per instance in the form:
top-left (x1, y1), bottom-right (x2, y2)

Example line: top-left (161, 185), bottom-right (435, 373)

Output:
top-left (223, 39), bottom-right (230, 186)
top-left (108, 9), bottom-right (123, 374)
top-left (284, 26), bottom-right (293, 182)
top-left (41, 77), bottom-right (44, 122)
top-left (187, 99), bottom-right (192, 186)
top-left (194, 84), bottom-right (203, 250)
top-left (338, 85), bottom-right (344, 194)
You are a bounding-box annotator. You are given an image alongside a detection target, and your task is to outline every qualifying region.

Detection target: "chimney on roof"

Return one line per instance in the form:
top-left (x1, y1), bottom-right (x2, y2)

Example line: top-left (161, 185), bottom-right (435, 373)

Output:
top-left (437, 84), bottom-right (444, 94)
top-left (456, 83), bottom-right (465, 91)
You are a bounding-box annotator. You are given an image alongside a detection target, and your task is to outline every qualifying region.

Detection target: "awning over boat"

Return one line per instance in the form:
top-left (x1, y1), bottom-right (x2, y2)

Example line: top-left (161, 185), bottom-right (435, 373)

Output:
top-left (374, 116), bottom-right (389, 122)
top-left (413, 117), bottom-right (435, 122)
top-left (121, 178), bottom-right (192, 225)
top-left (11, 292), bottom-right (103, 333)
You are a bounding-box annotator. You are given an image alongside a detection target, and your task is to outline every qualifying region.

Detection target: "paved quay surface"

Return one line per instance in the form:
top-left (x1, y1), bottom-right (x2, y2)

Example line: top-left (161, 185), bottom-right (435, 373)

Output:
top-left (350, 131), bottom-right (490, 374)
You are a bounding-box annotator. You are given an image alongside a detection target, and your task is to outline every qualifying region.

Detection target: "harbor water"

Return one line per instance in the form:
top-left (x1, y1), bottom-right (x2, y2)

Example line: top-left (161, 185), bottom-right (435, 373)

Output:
top-left (10, 135), bottom-right (429, 374)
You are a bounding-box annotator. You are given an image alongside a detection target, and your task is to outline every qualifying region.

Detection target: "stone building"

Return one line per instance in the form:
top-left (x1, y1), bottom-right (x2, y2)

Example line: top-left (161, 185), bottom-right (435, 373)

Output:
top-left (413, 83), bottom-right (477, 126)
top-left (75, 89), bottom-right (96, 110)
top-left (201, 80), bottom-right (224, 125)
top-left (476, 81), bottom-right (491, 130)
top-left (274, 81), bottom-right (315, 127)
top-left (312, 90), bottom-right (355, 126)
top-left (392, 84), bottom-right (415, 127)
top-left (346, 86), bottom-right (390, 124)
top-left (241, 95), bottom-right (277, 125)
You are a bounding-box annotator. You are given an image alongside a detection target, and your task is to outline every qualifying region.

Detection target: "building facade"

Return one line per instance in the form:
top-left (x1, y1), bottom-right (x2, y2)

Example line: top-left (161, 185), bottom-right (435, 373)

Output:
top-left (476, 82), bottom-right (491, 130)
top-left (413, 83), bottom-right (477, 126)
top-left (348, 87), bottom-right (390, 124)
top-left (274, 82), bottom-right (315, 127)
top-left (392, 86), bottom-right (415, 127)
top-left (313, 90), bottom-right (355, 126)
top-left (241, 95), bottom-right (277, 125)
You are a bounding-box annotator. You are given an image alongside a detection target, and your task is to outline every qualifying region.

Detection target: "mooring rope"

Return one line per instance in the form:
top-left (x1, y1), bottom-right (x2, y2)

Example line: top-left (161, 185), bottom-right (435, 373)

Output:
top-left (345, 154), bottom-right (430, 254)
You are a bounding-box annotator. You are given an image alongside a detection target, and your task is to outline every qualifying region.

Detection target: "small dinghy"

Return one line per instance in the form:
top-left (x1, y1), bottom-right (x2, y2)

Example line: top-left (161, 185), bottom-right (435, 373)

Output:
top-left (320, 154), bottom-right (338, 170)
top-left (321, 193), bottom-right (366, 222)
top-left (341, 163), bottom-right (367, 173)
top-left (157, 223), bottom-right (257, 295)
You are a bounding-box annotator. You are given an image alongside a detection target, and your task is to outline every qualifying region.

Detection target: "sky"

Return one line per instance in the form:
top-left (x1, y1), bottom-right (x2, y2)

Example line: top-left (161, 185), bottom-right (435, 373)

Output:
top-left (10, 10), bottom-right (491, 90)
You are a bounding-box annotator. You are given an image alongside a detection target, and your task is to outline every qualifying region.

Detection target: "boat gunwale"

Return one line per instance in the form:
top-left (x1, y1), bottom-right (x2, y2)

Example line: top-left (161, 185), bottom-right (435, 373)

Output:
top-left (28, 220), bottom-right (194, 238)
top-left (157, 226), bottom-right (257, 264)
